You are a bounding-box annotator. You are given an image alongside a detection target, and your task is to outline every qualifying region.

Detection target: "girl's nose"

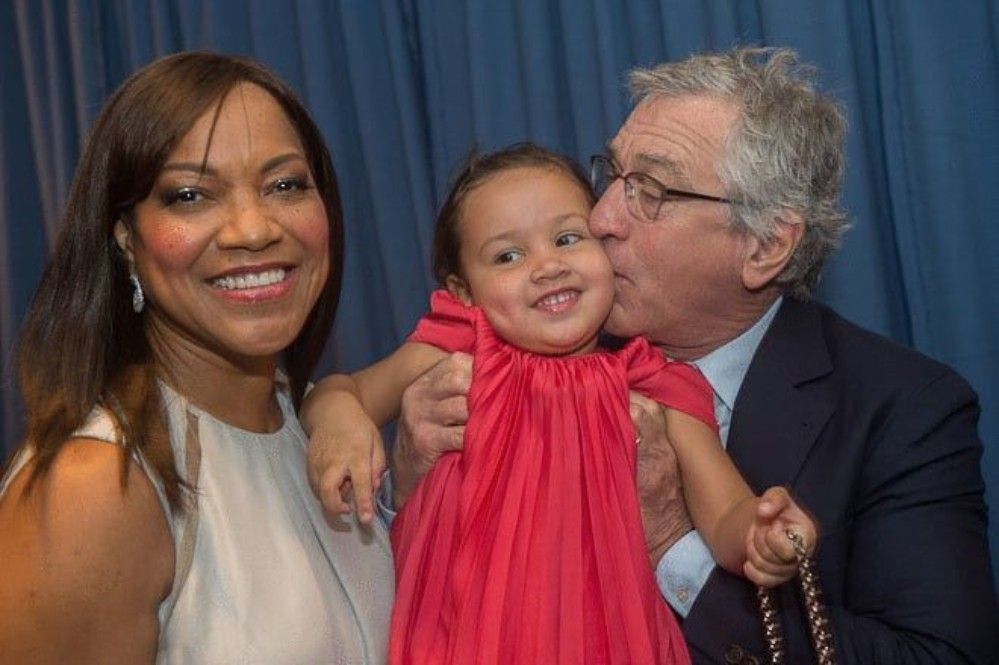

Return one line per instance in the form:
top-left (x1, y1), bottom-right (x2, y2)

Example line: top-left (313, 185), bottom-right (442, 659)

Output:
top-left (531, 253), bottom-right (570, 282)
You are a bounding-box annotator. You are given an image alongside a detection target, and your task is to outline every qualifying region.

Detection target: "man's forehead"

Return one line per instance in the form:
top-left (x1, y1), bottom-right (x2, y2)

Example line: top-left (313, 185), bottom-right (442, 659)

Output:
top-left (607, 143), bottom-right (684, 180)
top-left (608, 95), bottom-right (736, 176)
top-left (607, 109), bottom-right (686, 179)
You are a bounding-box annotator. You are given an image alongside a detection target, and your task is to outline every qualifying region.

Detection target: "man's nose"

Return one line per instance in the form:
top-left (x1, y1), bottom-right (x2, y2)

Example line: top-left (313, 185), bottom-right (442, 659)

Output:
top-left (589, 181), bottom-right (630, 240)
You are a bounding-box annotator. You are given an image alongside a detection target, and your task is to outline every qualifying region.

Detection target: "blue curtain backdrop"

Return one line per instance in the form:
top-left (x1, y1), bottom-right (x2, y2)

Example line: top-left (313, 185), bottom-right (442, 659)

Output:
top-left (1, 0), bottom-right (997, 572)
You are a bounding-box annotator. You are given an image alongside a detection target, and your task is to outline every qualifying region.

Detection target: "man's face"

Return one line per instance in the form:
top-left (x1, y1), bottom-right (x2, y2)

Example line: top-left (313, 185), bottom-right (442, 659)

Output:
top-left (589, 94), bottom-right (755, 360)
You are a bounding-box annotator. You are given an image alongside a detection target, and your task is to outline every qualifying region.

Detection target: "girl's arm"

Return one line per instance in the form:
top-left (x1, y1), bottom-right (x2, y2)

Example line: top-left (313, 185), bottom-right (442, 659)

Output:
top-left (662, 408), bottom-right (816, 586)
top-left (301, 341), bottom-right (446, 521)
top-left (0, 440), bottom-right (173, 662)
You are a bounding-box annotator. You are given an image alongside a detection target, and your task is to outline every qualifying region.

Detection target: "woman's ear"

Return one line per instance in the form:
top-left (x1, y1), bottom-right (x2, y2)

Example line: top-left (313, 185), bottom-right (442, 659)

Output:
top-left (741, 211), bottom-right (805, 291)
top-left (113, 219), bottom-right (135, 267)
top-left (445, 274), bottom-right (473, 305)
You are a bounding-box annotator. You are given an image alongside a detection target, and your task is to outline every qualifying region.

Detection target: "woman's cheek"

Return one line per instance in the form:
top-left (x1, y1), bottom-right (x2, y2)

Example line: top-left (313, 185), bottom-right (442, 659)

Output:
top-left (295, 204), bottom-right (330, 255)
top-left (138, 221), bottom-right (205, 271)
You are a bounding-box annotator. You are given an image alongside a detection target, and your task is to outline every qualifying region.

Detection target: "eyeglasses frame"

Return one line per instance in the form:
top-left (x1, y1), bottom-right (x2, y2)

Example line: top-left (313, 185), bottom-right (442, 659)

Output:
top-left (589, 154), bottom-right (732, 222)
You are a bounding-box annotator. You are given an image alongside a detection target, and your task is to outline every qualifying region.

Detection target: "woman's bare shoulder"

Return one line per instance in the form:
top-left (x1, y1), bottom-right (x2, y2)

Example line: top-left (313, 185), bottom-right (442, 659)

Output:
top-left (0, 438), bottom-right (174, 661)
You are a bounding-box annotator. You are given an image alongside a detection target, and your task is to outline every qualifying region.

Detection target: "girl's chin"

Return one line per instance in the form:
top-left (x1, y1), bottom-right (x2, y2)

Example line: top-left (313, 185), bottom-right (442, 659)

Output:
top-left (519, 335), bottom-right (599, 357)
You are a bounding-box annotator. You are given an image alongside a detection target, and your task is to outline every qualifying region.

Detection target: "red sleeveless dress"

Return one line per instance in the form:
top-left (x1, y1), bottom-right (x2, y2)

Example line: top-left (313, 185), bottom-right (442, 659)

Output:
top-left (389, 291), bottom-right (716, 664)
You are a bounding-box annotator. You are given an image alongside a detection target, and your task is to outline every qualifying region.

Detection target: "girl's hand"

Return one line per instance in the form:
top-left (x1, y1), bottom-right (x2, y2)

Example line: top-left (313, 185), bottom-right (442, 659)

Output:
top-left (306, 392), bottom-right (386, 525)
top-left (744, 486), bottom-right (817, 587)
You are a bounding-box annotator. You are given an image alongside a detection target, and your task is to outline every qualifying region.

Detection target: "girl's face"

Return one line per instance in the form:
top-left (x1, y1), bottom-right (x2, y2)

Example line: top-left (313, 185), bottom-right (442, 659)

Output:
top-left (448, 166), bottom-right (614, 356)
top-left (115, 83), bottom-right (330, 367)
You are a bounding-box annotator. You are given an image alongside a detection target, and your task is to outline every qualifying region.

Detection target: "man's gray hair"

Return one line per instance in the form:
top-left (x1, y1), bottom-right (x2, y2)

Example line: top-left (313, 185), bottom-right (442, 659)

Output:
top-left (630, 47), bottom-right (849, 297)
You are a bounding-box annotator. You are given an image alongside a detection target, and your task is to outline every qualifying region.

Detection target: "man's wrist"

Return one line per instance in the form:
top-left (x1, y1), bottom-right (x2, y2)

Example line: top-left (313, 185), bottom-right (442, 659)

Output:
top-left (656, 530), bottom-right (715, 617)
top-left (647, 519), bottom-right (694, 567)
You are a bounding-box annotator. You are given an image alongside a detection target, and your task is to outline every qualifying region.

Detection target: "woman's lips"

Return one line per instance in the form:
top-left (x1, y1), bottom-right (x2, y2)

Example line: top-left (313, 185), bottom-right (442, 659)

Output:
top-left (208, 266), bottom-right (295, 303)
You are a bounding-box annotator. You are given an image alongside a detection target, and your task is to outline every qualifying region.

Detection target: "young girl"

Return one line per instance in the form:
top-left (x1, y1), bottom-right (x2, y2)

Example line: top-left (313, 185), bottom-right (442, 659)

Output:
top-left (307, 143), bottom-right (816, 664)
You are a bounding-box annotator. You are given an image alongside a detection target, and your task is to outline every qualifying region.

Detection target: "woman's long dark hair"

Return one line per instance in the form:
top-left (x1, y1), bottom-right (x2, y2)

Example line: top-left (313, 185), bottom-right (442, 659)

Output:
top-left (13, 52), bottom-right (343, 509)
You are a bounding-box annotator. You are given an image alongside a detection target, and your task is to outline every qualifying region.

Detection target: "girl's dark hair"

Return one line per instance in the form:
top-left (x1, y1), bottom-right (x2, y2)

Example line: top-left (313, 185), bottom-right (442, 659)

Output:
top-left (431, 142), bottom-right (596, 285)
top-left (12, 52), bottom-right (343, 510)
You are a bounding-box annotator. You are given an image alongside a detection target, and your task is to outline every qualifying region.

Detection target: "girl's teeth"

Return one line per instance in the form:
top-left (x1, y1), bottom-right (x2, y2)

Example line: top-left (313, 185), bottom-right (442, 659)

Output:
top-left (213, 268), bottom-right (286, 290)
top-left (538, 291), bottom-right (576, 307)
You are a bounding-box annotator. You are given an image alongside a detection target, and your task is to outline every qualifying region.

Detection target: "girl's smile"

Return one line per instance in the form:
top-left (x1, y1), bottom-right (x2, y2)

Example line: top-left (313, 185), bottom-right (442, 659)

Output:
top-left (447, 166), bottom-right (614, 356)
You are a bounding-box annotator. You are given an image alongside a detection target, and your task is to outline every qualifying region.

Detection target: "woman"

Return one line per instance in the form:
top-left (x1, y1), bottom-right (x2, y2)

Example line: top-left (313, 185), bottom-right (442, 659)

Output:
top-left (0, 53), bottom-right (392, 662)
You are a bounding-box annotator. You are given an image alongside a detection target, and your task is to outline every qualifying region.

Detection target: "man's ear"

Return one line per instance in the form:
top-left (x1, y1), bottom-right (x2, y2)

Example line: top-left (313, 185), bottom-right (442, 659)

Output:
top-left (741, 211), bottom-right (805, 291)
top-left (113, 219), bottom-right (135, 268)
top-left (445, 274), bottom-right (473, 305)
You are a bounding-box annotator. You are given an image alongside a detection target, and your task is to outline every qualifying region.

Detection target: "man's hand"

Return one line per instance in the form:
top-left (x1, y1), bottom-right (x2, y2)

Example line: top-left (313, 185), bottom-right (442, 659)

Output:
top-left (629, 391), bottom-right (694, 568)
top-left (392, 353), bottom-right (472, 509)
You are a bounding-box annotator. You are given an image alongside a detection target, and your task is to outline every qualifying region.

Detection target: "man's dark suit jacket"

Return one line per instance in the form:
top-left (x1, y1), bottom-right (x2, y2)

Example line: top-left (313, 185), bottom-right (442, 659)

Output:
top-left (681, 297), bottom-right (998, 664)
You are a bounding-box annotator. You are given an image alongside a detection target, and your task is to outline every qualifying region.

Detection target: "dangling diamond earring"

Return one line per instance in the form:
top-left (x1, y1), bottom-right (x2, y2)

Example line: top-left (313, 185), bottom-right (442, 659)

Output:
top-left (130, 273), bottom-right (145, 313)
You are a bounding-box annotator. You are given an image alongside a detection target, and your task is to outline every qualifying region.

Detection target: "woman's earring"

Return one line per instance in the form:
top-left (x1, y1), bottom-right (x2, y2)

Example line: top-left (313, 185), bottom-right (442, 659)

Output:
top-left (130, 273), bottom-right (145, 313)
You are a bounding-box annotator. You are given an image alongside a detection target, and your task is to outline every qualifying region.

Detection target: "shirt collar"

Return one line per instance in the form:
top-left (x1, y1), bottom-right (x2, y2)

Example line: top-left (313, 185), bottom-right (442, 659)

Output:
top-left (692, 297), bottom-right (782, 411)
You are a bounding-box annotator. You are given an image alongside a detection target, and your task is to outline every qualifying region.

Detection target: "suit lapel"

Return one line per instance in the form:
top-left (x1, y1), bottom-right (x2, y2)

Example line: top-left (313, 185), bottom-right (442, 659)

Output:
top-left (726, 298), bottom-right (835, 491)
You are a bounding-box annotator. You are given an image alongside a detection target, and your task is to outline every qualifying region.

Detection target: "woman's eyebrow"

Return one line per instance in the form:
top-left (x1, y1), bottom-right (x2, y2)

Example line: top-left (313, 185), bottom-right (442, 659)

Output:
top-left (160, 162), bottom-right (217, 177)
top-left (260, 152), bottom-right (306, 174)
top-left (158, 152), bottom-right (305, 178)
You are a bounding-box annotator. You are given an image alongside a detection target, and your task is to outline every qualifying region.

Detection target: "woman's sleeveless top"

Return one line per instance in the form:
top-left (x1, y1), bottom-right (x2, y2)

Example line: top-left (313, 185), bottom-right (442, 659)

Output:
top-left (1, 381), bottom-right (394, 663)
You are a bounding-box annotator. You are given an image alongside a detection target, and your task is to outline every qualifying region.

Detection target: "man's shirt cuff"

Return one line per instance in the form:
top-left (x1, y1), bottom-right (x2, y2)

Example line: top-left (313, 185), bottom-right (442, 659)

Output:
top-left (656, 530), bottom-right (714, 617)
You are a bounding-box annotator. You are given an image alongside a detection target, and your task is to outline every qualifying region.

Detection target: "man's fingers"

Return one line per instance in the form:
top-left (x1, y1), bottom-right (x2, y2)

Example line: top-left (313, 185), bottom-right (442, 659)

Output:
top-left (393, 352), bottom-right (473, 510)
top-left (434, 394), bottom-right (469, 429)
top-left (628, 392), bottom-right (660, 428)
top-left (443, 425), bottom-right (465, 451)
top-left (418, 352), bottom-right (473, 400)
top-left (444, 352), bottom-right (473, 386)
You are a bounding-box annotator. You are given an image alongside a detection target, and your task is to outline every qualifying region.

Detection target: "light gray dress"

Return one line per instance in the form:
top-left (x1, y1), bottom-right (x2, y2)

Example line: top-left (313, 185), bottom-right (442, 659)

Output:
top-left (1, 380), bottom-right (394, 664)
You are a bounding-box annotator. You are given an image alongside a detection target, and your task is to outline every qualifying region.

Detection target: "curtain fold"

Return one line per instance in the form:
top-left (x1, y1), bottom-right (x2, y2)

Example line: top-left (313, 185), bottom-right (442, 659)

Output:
top-left (1, 0), bottom-right (996, 574)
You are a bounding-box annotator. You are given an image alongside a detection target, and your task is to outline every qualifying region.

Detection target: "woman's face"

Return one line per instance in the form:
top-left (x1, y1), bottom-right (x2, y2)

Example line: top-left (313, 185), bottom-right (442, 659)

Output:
top-left (115, 83), bottom-right (330, 366)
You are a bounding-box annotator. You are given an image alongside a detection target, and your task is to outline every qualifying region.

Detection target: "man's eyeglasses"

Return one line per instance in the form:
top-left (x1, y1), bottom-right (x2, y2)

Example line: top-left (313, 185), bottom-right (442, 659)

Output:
top-left (589, 155), bottom-right (732, 222)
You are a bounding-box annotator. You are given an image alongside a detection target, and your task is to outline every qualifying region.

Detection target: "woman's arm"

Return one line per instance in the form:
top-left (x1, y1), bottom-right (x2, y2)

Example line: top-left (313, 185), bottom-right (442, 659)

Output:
top-left (0, 439), bottom-right (173, 662)
top-left (302, 341), bottom-right (446, 520)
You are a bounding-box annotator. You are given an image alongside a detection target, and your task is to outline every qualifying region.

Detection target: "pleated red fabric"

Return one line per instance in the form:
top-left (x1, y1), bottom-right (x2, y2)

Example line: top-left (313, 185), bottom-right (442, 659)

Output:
top-left (390, 291), bottom-right (716, 664)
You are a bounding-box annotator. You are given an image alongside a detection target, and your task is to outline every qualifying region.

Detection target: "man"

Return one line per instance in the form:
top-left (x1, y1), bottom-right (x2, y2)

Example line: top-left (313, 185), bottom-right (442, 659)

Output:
top-left (389, 48), bottom-right (997, 662)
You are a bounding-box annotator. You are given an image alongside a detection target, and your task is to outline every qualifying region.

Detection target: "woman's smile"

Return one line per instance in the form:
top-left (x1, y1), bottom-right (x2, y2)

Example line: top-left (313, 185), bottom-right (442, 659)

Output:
top-left (117, 83), bottom-right (330, 364)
